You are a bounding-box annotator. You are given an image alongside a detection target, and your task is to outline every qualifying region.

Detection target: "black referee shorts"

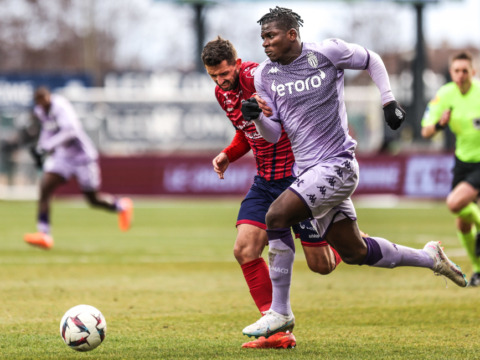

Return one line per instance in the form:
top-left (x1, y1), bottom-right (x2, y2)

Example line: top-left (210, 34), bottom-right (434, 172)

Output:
top-left (452, 156), bottom-right (480, 191)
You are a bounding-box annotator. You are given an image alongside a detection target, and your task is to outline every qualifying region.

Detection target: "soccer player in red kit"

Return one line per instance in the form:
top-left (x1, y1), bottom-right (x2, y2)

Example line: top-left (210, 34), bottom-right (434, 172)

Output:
top-left (201, 36), bottom-right (342, 349)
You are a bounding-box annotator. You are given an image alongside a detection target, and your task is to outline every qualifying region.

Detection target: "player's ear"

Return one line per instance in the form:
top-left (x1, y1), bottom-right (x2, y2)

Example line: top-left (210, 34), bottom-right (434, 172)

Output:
top-left (236, 58), bottom-right (242, 67)
top-left (287, 28), bottom-right (298, 41)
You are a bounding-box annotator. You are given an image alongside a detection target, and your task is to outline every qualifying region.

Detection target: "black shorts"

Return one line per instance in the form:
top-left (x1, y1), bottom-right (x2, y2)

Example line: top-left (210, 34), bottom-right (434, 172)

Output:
top-left (452, 157), bottom-right (480, 190)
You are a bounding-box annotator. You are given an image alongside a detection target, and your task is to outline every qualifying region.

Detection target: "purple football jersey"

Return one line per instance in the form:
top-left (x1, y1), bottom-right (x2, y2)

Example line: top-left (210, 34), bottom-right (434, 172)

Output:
top-left (34, 94), bottom-right (98, 164)
top-left (254, 39), bottom-right (392, 173)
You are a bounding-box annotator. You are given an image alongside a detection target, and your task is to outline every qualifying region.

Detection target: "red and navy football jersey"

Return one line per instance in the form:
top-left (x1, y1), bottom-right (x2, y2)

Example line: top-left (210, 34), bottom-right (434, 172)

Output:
top-left (215, 61), bottom-right (294, 181)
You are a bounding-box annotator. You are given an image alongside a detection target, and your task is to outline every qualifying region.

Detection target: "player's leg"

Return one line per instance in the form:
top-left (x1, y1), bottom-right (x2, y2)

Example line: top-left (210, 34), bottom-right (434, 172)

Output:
top-left (24, 171), bottom-right (65, 249)
top-left (449, 182), bottom-right (480, 285)
top-left (302, 244), bottom-right (339, 275)
top-left (243, 157), bottom-right (357, 338)
top-left (447, 164), bottom-right (480, 283)
top-left (77, 161), bottom-right (133, 231)
top-left (324, 215), bottom-right (467, 287)
top-left (242, 189), bottom-right (309, 338)
top-left (455, 218), bottom-right (480, 286)
top-left (293, 219), bottom-right (342, 274)
top-left (235, 176), bottom-right (279, 315)
top-left (234, 224), bottom-right (271, 313)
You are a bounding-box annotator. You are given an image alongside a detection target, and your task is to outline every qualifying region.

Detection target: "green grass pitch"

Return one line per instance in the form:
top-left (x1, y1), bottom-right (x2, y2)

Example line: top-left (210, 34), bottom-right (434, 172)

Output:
top-left (0, 197), bottom-right (479, 359)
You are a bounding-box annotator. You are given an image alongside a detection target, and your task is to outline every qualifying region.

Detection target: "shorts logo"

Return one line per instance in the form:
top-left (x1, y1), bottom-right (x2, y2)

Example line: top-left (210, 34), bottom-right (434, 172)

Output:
top-left (335, 168), bottom-right (343, 179)
top-left (327, 177), bottom-right (336, 189)
top-left (294, 178), bottom-right (305, 187)
top-left (342, 160), bottom-right (352, 171)
top-left (307, 193), bottom-right (317, 205)
top-left (317, 186), bottom-right (326, 198)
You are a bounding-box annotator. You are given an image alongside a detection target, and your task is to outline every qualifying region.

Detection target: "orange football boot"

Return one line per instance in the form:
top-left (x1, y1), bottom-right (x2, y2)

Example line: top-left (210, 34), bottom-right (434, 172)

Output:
top-left (118, 197), bottom-right (133, 232)
top-left (242, 331), bottom-right (296, 349)
top-left (24, 232), bottom-right (54, 249)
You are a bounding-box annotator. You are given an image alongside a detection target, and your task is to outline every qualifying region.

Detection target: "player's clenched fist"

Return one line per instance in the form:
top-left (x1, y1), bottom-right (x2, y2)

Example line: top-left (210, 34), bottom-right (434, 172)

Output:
top-left (241, 98), bottom-right (262, 121)
top-left (383, 101), bottom-right (406, 130)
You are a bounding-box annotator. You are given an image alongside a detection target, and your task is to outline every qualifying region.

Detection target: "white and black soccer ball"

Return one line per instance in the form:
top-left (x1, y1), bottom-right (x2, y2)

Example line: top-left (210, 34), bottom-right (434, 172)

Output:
top-left (59, 304), bottom-right (107, 352)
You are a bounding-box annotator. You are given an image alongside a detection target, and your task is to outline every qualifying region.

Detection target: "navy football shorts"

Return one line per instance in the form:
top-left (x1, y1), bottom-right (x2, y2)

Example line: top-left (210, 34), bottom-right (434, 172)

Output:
top-left (237, 175), bottom-right (326, 247)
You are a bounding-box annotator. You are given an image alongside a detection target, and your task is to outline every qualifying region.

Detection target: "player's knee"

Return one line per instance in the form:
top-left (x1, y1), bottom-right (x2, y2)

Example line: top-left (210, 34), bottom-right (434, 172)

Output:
top-left (339, 251), bottom-right (364, 265)
top-left (307, 262), bottom-right (335, 275)
top-left (446, 195), bottom-right (464, 214)
top-left (265, 207), bottom-right (288, 229)
top-left (233, 243), bottom-right (258, 265)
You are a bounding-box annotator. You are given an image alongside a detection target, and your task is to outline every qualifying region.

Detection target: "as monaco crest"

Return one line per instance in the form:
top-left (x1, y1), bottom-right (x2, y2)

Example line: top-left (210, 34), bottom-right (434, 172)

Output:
top-left (307, 52), bottom-right (318, 68)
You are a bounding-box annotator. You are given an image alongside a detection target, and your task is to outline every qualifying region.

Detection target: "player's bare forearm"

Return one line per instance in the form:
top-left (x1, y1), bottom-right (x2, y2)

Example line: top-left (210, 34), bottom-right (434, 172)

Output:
top-left (421, 124), bottom-right (436, 139)
top-left (422, 109), bottom-right (451, 139)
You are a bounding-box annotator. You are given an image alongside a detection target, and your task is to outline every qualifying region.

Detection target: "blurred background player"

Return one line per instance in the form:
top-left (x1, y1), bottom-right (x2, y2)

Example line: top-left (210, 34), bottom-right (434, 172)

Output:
top-left (24, 87), bottom-right (133, 249)
top-left (201, 36), bottom-right (342, 349)
top-left (421, 51), bottom-right (480, 286)
top-left (240, 6), bottom-right (467, 339)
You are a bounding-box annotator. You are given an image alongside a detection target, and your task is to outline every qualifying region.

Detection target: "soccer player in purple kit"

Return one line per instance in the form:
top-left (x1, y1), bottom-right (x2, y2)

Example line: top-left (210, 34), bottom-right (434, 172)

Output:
top-left (240, 7), bottom-right (468, 339)
top-left (24, 87), bottom-right (133, 249)
top-left (201, 36), bottom-right (343, 348)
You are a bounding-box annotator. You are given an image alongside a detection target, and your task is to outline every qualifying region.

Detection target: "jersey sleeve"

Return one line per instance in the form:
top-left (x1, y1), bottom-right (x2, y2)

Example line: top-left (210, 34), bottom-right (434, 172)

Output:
top-left (222, 129), bottom-right (251, 162)
top-left (253, 66), bottom-right (283, 143)
top-left (240, 61), bottom-right (258, 95)
top-left (320, 38), bottom-right (370, 70)
top-left (421, 86), bottom-right (450, 127)
top-left (319, 39), bottom-right (394, 105)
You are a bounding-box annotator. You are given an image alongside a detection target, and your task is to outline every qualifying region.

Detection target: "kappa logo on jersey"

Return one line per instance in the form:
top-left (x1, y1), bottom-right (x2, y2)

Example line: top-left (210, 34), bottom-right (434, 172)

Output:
top-left (307, 52), bottom-right (318, 68)
top-left (270, 70), bottom-right (326, 97)
top-left (268, 67), bottom-right (281, 74)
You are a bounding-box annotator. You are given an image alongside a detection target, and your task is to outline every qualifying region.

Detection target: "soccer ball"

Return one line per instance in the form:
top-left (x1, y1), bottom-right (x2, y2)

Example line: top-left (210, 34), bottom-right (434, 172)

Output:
top-left (59, 304), bottom-right (107, 352)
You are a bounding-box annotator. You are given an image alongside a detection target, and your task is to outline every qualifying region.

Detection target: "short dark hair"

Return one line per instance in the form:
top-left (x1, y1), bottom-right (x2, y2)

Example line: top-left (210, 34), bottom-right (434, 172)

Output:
top-left (34, 86), bottom-right (50, 101)
top-left (201, 36), bottom-right (237, 67)
top-left (257, 6), bottom-right (303, 33)
top-left (450, 51), bottom-right (473, 65)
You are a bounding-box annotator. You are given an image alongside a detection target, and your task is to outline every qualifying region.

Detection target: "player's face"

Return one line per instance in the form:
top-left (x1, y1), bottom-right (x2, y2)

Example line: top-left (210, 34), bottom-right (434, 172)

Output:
top-left (450, 59), bottom-right (475, 90)
top-left (205, 59), bottom-right (241, 91)
top-left (261, 21), bottom-right (298, 65)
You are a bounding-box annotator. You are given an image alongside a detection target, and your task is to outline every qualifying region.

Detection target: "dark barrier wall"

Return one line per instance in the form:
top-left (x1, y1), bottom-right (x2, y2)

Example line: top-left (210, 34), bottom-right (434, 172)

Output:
top-left (55, 153), bottom-right (455, 199)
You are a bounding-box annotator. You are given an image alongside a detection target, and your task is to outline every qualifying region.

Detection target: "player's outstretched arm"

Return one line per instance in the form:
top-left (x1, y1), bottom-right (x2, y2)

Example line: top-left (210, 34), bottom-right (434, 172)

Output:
top-left (365, 51), bottom-right (406, 130)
